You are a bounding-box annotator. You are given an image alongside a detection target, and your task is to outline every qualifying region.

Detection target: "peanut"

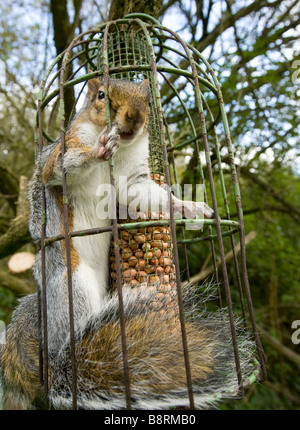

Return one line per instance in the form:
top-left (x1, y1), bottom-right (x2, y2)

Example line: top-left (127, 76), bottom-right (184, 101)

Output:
top-left (121, 248), bottom-right (133, 260)
top-left (155, 265), bottom-right (164, 274)
top-left (157, 282), bottom-right (171, 291)
top-left (128, 255), bottom-right (138, 267)
top-left (135, 249), bottom-right (144, 258)
top-left (142, 242), bottom-right (151, 251)
top-left (152, 248), bottom-right (162, 258)
top-left (150, 257), bottom-right (160, 266)
top-left (162, 233), bottom-right (171, 242)
top-left (162, 274), bottom-right (170, 284)
top-left (123, 268), bottom-right (137, 279)
top-left (120, 230), bottom-right (131, 240)
top-left (143, 251), bottom-right (153, 260)
top-left (137, 271), bottom-right (148, 282)
top-left (150, 240), bottom-right (163, 249)
top-left (165, 265), bottom-right (171, 274)
top-left (128, 239), bottom-right (138, 251)
top-left (135, 259), bottom-right (146, 269)
top-left (129, 279), bottom-right (139, 287)
top-left (136, 233), bottom-right (146, 243)
top-left (149, 275), bottom-right (160, 284)
top-left (153, 231), bottom-right (162, 240)
top-left (145, 265), bottom-right (155, 274)
top-left (159, 257), bottom-right (171, 266)
top-left (111, 262), bottom-right (130, 271)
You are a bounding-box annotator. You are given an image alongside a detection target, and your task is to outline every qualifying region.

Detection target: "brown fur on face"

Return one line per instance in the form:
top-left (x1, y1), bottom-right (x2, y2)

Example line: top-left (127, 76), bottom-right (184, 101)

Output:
top-left (81, 78), bottom-right (151, 136)
top-left (42, 78), bottom-right (151, 185)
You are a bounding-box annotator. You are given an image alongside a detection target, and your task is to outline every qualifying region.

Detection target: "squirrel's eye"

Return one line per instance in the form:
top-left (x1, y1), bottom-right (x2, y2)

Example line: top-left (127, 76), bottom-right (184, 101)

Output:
top-left (98, 91), bottom-right (105, 100)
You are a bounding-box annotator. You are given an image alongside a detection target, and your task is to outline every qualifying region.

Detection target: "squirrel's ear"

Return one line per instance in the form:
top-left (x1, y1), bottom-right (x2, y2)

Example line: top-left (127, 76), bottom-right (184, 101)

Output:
top-left (140, 79), bottom-right (149, 88)
top-left (88, 77), bottom-right (100, 95)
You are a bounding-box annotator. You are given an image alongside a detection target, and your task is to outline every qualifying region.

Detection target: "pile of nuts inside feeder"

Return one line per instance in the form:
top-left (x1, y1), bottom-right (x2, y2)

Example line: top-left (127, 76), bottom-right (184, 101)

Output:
top-left (110, 174), bottom-right (178, 313)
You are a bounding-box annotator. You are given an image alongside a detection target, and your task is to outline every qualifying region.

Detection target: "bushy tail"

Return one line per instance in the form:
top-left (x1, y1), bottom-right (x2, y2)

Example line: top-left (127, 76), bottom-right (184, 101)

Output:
top-left (0, 286), bottom-right (257, 410)
top-left (0, 294), bottom-right (42, 410)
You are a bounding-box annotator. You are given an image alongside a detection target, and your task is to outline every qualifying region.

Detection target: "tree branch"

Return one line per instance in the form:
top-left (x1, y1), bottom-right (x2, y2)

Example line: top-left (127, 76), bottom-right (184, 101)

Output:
top-left (239, 167), bottom-right (300, 224)
top-left (232, 204), bottom-right (297, 218)
top-left (0, 163), bottom-right (19, 212)
top-left (69, 0), bottom-right (84, 43)
top-left (160, 0), bottom-right (271, 98)
top-left (0, 269), bottom-right (35, 295)
top-left (0, 177), bottom-right (31, 259)
top-left (183, 230), bottom-right (257, 285)
top-left (49, 0), bottom-right (84, 121)
top-left (257, 324), bottom-right (300, 369)
top-left (159, 0), bottom-right (179, 17)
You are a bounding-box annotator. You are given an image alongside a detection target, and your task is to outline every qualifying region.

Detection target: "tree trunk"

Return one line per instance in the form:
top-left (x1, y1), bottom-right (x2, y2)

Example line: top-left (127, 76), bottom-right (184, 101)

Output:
top-left (109, 0), bottom-right (163, 20)
top-left (0, 268), bottom-right (35, 295)
top-left (50, 0), bottom-right (84, 121)
top-left (0, 163), bottom-right (19, 212)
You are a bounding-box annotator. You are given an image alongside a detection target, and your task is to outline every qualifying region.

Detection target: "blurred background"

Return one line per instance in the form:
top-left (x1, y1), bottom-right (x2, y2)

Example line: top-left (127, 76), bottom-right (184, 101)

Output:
top-left (0, 0), bottom-right (299, 410)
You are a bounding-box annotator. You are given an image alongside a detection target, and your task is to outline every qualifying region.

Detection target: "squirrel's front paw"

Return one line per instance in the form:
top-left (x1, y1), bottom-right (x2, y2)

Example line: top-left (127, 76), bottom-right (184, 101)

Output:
top-left (181, 200), bottom-right (215, 219)
top-left (195, 202), bottom-right (215, 219)
top-left (97, 127), bottom-right (120, 160)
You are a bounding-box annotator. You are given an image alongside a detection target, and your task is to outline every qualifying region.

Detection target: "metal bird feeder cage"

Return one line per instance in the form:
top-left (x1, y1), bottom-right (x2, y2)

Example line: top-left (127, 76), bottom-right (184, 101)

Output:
top-left (35, 14), bottom-right (266, 410)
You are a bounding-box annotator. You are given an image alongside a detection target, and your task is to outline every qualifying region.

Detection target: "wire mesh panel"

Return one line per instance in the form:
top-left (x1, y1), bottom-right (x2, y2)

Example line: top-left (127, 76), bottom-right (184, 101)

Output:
top-left (34, 14), bottom-right (266, 410)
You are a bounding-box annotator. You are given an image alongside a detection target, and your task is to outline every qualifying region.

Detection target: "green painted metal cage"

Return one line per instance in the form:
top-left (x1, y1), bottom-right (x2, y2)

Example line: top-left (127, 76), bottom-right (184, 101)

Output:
top-left (36, 14), bottom-right (266, 409)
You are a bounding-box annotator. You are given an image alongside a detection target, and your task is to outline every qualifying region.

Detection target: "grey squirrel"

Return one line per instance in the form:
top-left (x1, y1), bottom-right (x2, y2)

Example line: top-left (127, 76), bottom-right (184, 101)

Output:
top-left (29, 77), bottom-right (214, 353)
top-left (0, 78), bottom-right (245, 410)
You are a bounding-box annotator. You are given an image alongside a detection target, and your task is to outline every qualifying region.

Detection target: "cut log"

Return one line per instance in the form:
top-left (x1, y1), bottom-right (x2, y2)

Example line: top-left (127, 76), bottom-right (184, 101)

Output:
top-left (8, 251), bottom-right (35, 274)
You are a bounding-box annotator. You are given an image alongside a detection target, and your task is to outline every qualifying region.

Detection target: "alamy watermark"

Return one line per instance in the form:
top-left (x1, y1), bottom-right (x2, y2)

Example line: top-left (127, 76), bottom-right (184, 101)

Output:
top-left (94, 179), bottom-right (208, 230)
top-left (291, 320), bottom-right (300, 345)
top-left (0, 60), bottom-right (6, 86)
top-left (0, 320), bottom-right (5, 346)
top-left (291, 60), bottom-right (300, 84)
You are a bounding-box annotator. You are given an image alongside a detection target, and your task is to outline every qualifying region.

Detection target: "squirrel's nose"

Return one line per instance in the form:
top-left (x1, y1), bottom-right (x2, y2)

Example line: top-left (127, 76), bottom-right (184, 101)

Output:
top-left (126, 108), bottom-right (145, 126)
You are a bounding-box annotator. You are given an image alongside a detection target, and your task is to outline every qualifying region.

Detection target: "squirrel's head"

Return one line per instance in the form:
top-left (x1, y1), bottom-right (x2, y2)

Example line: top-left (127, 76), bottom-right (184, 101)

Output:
top-left (85, 77), bottom-right (151, 142)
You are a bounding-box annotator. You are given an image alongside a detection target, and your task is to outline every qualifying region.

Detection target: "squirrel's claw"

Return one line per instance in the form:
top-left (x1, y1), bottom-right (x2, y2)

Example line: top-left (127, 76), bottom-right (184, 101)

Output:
top-left (173, 197), bottom-right (215, 220)
top-left (97, 126), bottom-right (120, 160)
top-left (196, 201), bottom-right (215, 219)
top-left (185, 201), bottom-right (214, 219)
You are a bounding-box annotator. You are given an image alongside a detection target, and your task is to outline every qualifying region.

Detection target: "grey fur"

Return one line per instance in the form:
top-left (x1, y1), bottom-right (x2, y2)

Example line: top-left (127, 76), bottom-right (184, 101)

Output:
top-left (48, 286), bottom-right (257, 410)
top-left (0, 286), bottom-right (257, 410)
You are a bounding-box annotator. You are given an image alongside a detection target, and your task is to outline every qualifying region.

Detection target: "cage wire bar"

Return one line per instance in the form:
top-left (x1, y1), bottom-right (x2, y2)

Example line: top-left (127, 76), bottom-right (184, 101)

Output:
top-left (35, 14), bottom-right (266, 410)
